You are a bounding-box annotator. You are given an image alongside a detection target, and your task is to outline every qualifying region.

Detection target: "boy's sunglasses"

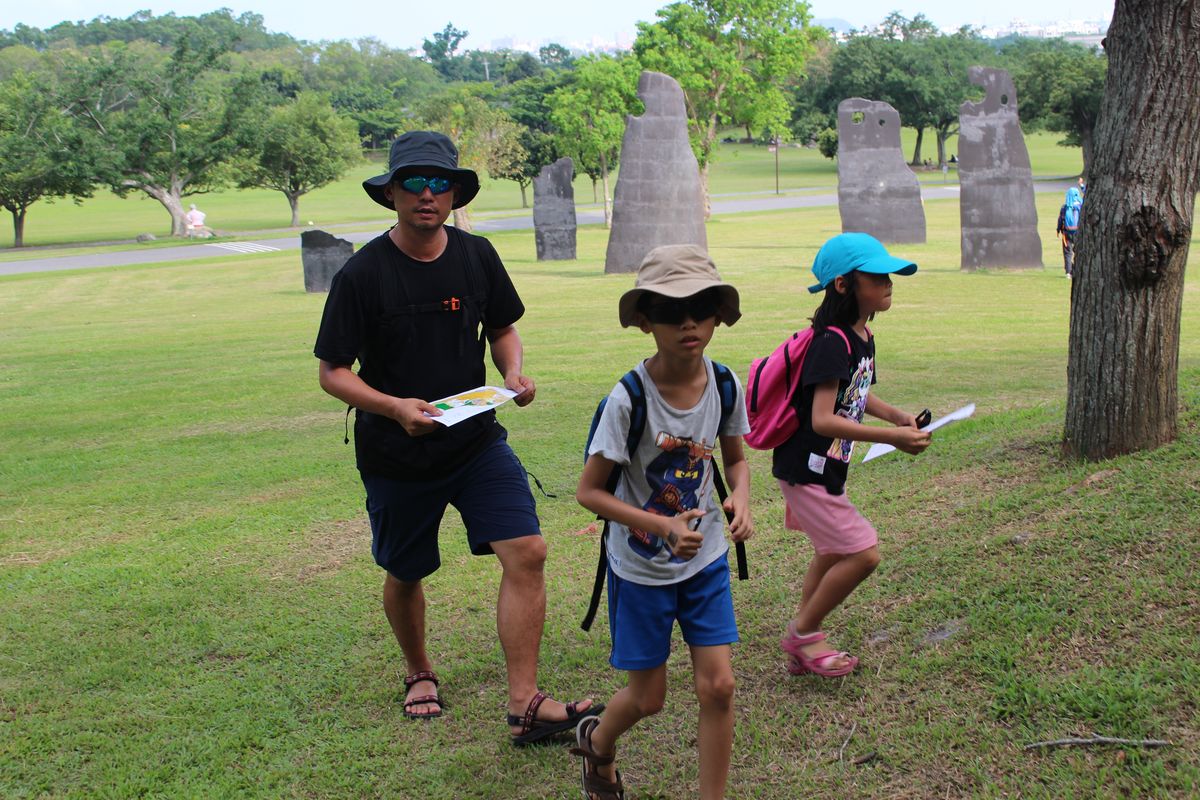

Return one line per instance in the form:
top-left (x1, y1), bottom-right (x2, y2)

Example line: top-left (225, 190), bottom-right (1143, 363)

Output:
top-left (641, 292), bottom-right (720, 325)
top-left (398, 175), bottom-right (453, 195)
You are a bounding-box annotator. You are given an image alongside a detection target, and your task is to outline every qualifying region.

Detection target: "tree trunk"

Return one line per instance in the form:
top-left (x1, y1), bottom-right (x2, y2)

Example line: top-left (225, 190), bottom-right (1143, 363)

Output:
top-left (1064, 0), bottom-right (1200, 460)
top-left (453, 207), bottom-right (473, 232)
top-left (700, 162), bottom-right (711, 220)
top-left (11, 206), bottom-right (26, 248)
top-left (592, 178), bottom-right (598, 204)
top-left (935, 128), bottom-right (949, 167)
top-left (744, 122), bottom-right (753, 142)
top-left (910, 127), bottom-right (924, 166)
top-left (600, 151), bottom-right (612, 229)
top-left (519, 182), bottom-right (528, 209)
top-left (288, 192), bottom-right (301, 227)
top-left (1079, 127), bottom-right (1094, 178)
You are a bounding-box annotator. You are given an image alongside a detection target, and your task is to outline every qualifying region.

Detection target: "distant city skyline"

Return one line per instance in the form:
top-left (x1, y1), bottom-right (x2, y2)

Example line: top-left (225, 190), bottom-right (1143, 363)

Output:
top-left (2, 2), bottom-right (1114, 53)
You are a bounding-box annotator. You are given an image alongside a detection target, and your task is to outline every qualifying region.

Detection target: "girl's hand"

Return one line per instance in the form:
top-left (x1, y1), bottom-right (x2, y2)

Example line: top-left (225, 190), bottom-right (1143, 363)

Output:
top-left (723, 495), bottom-right (754, 542)
top-left (894, 410), bottom-right (919, 428)
top-left (663, 509), bottom-right (705, 559)
top-left (889, 426), bottom-right (931, 455)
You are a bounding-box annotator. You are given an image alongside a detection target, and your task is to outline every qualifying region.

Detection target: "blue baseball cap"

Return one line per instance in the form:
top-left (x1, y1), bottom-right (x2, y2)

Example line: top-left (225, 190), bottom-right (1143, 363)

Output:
top-left (808, 233), bottom-right (918, 293)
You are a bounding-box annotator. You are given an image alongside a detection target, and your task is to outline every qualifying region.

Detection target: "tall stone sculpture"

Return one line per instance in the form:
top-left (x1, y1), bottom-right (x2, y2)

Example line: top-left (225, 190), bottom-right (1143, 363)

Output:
top-left (605, 71), bottom-right (706, 274)
top-left (532, 157), bottom-right (577, 261)
top-left (301, 229), bottom-right (353, 292)
top-left (958, 66), bottom-right (1042, 270)
top-left (836, 98), bottom-right (926, 243)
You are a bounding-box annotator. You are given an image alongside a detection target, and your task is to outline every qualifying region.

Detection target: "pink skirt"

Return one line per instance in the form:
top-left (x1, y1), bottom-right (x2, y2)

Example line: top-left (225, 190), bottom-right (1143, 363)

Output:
top-left (777, 480), bottom-right (878, 556)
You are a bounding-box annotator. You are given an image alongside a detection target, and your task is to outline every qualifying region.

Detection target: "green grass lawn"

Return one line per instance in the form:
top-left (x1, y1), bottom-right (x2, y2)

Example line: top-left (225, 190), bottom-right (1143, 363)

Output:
top-left (0, 132), bottom-right (1081, 251)
top-left (1, 199), bottom-right (1196, 799)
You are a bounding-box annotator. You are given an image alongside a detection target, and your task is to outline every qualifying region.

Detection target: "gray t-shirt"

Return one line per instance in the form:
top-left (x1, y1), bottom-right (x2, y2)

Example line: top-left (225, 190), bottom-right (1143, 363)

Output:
top-left (587, 357), bottom-right (750, 586)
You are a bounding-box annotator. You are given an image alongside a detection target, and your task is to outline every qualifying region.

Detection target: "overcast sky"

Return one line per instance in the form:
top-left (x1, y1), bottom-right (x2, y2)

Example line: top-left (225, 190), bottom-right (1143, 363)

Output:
top-left (3, 1), bottom-right (1115, 51)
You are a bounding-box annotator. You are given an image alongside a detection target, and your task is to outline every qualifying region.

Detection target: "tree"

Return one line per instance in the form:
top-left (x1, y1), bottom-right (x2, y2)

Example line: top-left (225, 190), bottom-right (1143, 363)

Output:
top-left (499, 74), bottom-right (570, 208)
top-left (634, 0), bottom-right (815, 211)
top-left (236, 92), bottom-right (362, 226)
top-left (538, 43), bottom-right (574, 69)
top-left (0, 68), bottom-right (96, 247)
top-left (1064, 0), bottom-right (1200, 459)
top-left (549, 55), bottom-right (642, 227)
top-left (66, 36), bottom-right (243, 236)
top-left (1008, 39), bottom-right (1106, 174)
top-left (418, 86), bottom-right (526, 231)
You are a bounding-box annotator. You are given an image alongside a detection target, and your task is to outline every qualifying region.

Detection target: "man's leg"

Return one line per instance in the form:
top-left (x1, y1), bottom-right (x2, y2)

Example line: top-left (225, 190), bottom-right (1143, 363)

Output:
top-left (491, 535), bottom-right (595, 729)
top-left (383, 573), bottom-right (441, 716)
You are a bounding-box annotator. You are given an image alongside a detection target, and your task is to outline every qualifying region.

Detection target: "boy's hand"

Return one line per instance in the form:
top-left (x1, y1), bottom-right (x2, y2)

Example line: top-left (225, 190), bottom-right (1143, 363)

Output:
top-left (392, 397), bottom-right (442, 436)
top-left (722, 496), bottom-right (754, 543)
top-left (889, 426), bottom-right (931, 455)
top-left (663, 509), bottom-right (705, 559)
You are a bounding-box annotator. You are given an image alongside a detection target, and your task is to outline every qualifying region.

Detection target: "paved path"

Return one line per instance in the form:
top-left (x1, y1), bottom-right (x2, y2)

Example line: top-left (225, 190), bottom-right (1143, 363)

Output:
top-left (0, 181), bottom-right (1073, 277)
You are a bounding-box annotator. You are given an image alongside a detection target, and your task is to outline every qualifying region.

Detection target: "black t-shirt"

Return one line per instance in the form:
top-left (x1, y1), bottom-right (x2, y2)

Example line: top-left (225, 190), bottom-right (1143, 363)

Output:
top-left (772, 325), bottom-right (876, 494)
top-left (314, 226), bottom-right (525, 479)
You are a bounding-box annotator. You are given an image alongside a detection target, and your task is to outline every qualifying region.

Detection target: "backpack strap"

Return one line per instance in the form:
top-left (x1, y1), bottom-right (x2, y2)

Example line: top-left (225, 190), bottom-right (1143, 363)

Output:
top-left (711, 361), bottom-right (748, 580)
top-left (582, 370), bottom-right (646, 631)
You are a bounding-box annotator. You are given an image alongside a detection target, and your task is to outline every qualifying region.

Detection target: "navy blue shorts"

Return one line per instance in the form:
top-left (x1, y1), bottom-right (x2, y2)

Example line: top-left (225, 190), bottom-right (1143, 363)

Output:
top-left (360, 437), bottom-right (540, 581)
top-left (607, 555), bottom-right (739, 671)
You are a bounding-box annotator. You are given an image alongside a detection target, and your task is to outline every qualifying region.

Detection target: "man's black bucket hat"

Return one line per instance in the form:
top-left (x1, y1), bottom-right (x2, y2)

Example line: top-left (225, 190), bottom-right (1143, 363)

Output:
top-left (362, 131), bottom-right (480, 210)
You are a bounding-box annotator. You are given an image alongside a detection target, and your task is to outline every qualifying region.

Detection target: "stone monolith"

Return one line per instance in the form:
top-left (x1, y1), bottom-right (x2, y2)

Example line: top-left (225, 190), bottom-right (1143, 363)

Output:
top-left (836, 98), bottom-right (926, 243)
top-left (533, 157), bottom-right (577, 261)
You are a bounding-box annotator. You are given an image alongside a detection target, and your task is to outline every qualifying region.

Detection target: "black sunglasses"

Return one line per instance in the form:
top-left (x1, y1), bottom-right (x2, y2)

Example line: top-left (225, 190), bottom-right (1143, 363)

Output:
top-left (641, 292), bottom-right (720, 325)
top-left (398, 175), bottom-right (453, 195)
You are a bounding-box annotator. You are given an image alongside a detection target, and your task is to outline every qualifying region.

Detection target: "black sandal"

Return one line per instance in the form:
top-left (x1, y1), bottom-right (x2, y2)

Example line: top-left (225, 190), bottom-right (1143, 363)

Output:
top-left (507, 690), bottom-right (604, 746)
top-left (569, 715), bottom-right (624, 800)
top-left (402, 670), bottom-right (444, 720)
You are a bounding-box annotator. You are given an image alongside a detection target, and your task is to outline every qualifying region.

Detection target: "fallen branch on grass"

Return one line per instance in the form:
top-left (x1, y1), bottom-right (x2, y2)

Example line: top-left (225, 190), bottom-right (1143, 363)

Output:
top-left (837, 721), bottom-right (858, 762)
top-left (1024, 736), bottom-right (1172, 751)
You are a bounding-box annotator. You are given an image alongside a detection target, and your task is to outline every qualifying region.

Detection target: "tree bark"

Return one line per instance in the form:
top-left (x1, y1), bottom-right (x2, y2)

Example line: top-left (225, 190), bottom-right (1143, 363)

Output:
top-left (453, 207), bottom-right (473, 232)
top-left (11, 207), bottom-right (26, 248)
top-left (1064, 0), bottom-right (1200, 460)
top-left (910, 127), bottom-right (924, 166)
top-left (288, 193), bottom-right (301, 227)
top-left (600, 151), bottom-right (612, 229)
top-left (700, 162), bottom-right (711, 220)
top-left (519, 182), bottom-right (528, 209)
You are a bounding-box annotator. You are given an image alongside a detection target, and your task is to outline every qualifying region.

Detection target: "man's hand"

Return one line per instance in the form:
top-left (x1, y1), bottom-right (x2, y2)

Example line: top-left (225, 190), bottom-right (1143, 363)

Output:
top-left (505, 373), bottom-right (536, 407)
top-left (888, 426), bottom-right (931, 455)
top-left (662, 509), bottom-right (705, 559)
top-left (391, 397), bottom-right (442, 436)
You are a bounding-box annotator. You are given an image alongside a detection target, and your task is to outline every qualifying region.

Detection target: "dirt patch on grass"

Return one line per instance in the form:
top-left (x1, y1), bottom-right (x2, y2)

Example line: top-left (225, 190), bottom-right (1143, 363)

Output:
top-left (262, 517), bottom-right (370, 583)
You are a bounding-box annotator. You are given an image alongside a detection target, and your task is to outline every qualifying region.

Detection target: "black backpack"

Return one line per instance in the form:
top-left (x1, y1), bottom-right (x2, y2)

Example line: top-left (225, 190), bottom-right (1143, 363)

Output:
top-left (580, 362), bottom-right (749, 631)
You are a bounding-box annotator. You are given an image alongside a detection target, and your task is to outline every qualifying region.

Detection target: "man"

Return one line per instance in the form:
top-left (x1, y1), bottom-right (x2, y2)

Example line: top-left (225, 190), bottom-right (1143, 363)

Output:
top-left (185, 204), bottom-right (207, 236)
top-left (314, 131), bottom-right (598, 744)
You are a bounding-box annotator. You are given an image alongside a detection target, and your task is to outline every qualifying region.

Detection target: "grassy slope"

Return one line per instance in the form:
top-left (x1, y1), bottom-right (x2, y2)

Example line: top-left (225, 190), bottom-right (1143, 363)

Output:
top-left (0, 198), bottom-right (1196, 799)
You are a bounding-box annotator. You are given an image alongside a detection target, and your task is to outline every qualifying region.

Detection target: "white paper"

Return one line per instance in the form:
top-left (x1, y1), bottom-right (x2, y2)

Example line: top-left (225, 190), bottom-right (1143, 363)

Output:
top-left (427, 385), bottom-right (519, 427)
top-left (862, 403), bottom-right (976, 463)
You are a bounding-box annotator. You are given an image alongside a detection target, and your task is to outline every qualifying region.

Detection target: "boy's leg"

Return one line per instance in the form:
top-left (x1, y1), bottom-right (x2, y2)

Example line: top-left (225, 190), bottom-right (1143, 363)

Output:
top-left (586, 666), bottom-right (668, 788)
top-left (690, 645), bottom-right (735, 800)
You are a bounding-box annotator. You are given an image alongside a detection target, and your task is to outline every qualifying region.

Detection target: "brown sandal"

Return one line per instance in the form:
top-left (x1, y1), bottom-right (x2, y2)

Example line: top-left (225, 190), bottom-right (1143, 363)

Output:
top-left (402, 670), bottom-right (444, 720)
top-left (507, 690), bottom-right (604, 746)
top-left (569, 715), bottom-right (624, 800)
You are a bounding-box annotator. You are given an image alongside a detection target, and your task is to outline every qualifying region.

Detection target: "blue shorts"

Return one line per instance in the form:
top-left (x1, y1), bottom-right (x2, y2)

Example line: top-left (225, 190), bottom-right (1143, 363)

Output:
top-left (607, 555), bottom-right (739, 671)
top-left (360, 437), bottom-right (540, 582)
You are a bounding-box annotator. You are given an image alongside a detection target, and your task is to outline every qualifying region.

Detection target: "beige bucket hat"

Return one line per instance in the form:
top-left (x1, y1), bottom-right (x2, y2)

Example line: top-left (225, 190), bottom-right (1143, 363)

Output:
top-left (618, 244), bottom-right (741, 328)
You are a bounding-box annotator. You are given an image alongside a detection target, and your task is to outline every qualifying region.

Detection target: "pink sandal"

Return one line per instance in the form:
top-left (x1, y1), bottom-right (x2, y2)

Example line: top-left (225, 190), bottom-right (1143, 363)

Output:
top-left (781, 627), bottom-right (858, 677)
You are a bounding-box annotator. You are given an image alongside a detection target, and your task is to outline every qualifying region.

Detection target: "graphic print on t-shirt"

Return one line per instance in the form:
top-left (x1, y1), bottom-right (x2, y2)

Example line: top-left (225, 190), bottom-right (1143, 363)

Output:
top-left (827, 355), bottom-right (874, 463)
top-left (628, 430), bottom-right (714, 562)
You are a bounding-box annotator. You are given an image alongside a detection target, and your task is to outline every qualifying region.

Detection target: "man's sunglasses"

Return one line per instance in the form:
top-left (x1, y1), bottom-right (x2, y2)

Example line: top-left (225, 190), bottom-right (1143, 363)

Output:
top-left (398, 175), bottom-right (453, 195)
top-left (640, 292), bottom-right (720, 325)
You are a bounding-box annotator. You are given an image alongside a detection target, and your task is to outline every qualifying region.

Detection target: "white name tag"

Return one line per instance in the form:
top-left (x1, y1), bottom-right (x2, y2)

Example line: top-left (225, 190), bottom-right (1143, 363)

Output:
top-left (808, 453), bottom-right (826, 474)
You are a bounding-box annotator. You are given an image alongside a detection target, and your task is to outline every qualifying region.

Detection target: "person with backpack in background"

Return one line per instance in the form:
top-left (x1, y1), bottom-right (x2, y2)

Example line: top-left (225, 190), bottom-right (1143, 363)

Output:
top-left (767, 233), bottom-right (930, 678)
top-left (1057, 185), bottom-right (1084, 278)
top-left (573, 244), bottom-right (753, 800)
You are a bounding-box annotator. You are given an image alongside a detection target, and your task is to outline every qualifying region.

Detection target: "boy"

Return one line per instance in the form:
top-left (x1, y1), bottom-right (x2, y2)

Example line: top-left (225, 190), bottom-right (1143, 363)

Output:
top-left (573, 244), bottom-right (754, 800)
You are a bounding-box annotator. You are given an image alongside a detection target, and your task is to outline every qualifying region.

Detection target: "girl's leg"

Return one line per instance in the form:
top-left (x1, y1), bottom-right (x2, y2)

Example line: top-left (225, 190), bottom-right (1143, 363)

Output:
top-left (690, 645), bottom-right (735, 800)
top-left (791, 546), bottom-right (881, 666)
top-left (585, 665), bottom-right (667, 789)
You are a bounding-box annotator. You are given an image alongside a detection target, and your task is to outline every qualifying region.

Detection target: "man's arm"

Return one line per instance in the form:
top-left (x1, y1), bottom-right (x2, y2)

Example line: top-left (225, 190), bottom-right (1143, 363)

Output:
top-left (317, 359), bottom-right (441, 436)
top-left (487, 324), bottom-right (536, 407)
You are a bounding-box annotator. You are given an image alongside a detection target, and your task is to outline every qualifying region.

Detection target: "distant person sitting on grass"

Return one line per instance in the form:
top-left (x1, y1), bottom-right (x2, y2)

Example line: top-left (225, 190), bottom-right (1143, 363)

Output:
top-left (185, 204), bottom-right (209, 237)
top-left (313, 130), bottom-right (599, 745)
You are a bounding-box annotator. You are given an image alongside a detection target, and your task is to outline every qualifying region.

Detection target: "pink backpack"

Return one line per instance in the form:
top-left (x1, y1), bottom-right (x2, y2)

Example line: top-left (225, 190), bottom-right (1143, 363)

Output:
top-left (744, 326), bottom-right (852, 451)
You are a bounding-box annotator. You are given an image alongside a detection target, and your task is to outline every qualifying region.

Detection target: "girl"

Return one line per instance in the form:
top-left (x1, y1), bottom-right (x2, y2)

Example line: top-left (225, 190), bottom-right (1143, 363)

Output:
top-left (773, 233), bottom-right (930, 677)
